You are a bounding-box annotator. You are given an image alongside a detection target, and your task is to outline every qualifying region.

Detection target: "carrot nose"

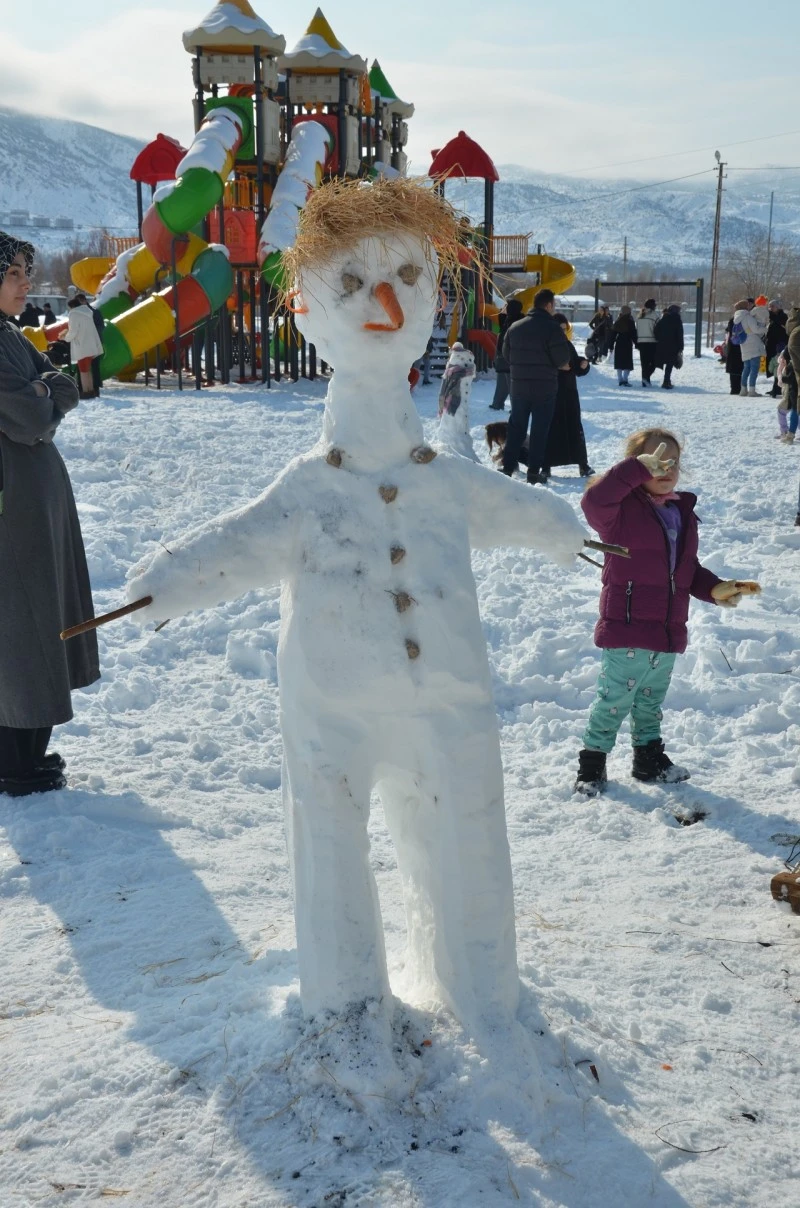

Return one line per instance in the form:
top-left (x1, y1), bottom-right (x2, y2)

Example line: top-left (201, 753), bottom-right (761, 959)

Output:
top-left (364, 281), bottom-right (404, 331)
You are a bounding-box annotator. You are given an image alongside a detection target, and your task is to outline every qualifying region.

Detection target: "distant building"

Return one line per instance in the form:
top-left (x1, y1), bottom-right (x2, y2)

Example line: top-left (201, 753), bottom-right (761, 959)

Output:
top-left (52, 217), bottom-right (75, 230)
top-left (8, 210), bottom-right (29, 226)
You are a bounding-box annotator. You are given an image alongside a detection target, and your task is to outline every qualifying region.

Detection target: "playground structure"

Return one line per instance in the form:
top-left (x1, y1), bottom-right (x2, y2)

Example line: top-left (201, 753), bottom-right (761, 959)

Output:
top-left (22, 3), bottom-right (577, 386)
top-left (427, 131), bottom-right (576, 375)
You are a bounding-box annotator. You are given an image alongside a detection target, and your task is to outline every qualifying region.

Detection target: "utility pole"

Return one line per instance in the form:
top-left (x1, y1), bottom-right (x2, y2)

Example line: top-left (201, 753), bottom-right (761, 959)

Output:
top-left (623, 236), bottom-right (628, 286)
top-left (706, 151), bottom-right (726, 348)
top-left (765, 190), bottom-right (775, 287)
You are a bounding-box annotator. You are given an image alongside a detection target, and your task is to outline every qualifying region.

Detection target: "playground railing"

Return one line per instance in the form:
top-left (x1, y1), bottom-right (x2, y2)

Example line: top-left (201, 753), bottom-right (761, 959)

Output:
top-left (490, 235), bottom-right (530, 270)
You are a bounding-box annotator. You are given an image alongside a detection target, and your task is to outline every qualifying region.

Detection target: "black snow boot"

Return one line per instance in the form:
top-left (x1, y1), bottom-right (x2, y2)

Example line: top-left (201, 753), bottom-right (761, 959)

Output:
top-left (574, 749), bottom-right (608, 796)
top-left (0, 768), bottom-right (66, 797)
top-left (631, 739), bottom-right (690, 784)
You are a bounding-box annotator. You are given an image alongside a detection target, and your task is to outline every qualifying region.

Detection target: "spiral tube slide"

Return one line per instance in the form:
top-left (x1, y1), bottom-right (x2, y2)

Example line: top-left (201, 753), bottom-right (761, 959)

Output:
top-left (98, 246), bottom-right (233, 380)
top-left (258, 120), bottom-right (334, 291)
top-left (142, 106), bottom-right (247, 263)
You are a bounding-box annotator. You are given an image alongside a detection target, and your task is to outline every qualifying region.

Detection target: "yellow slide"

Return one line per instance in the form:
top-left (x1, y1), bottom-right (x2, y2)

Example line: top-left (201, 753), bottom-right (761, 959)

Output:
top-left (511, 253), bottom-right (576, 311)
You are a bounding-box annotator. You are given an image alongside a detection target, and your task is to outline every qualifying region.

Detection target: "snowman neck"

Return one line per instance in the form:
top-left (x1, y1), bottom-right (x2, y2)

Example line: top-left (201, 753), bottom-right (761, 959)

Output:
top-left (322, 366), bottom-right (425, 470)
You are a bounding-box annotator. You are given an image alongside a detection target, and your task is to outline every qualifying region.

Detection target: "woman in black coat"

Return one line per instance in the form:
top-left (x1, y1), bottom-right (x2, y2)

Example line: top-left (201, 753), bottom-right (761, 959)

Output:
top-left (724, 312), bottom-right (743, 395)
top-left (542, 314), bottom-right (594, 478)
top-left (765, 302), bottom-right (788, 398)
top-left (489, 297), bottom-right (523, 410)
top-left (612, 305), bottom-right (637, 386)
top-left (654, 304), bottom-right (684, 389)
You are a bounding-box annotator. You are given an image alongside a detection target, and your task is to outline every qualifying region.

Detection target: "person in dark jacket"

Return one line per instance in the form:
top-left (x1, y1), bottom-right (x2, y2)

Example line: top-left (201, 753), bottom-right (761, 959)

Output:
top-left (574, 427), bottom-right (758, 795)
top-left (18, 300), bottom-right (44, 328)
top-left (489, 297), bottom-right (523, 410)
top-left (765, 300), bottom-right (788, 398)
top-left (612, 305), bottom-right (637, 386)
top-left (724, 306), bottom-right (744, 394)
top-left (542, 313), bottom-right (594, 477)
top-left (0, 232), bottom-right (100, 797)
top-left (502, 288), bottom-right (571, 485)
top-left (654, 304), bottom-right (684, 389)
top-left (42, 302), bottom-right (57, 327)
top-left (590, 305), bottom-right (614, 358)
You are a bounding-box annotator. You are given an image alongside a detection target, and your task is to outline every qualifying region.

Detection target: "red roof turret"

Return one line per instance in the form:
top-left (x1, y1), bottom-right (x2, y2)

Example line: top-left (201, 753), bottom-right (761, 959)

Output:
top-left (428, 131), bottom-right (499, 182)
top-left (130, 134), bottom-right (188, 186)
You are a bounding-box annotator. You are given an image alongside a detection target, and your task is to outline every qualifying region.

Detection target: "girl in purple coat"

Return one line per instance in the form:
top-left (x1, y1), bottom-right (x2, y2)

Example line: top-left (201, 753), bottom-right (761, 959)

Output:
top-left (575, 428), bottom-right (760, 795)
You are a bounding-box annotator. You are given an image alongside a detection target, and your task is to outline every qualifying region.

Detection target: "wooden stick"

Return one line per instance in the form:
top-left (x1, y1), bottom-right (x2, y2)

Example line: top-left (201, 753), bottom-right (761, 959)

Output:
top-left (584, 539), bottom-right (630, 558)
top-left (60, 596), bottom-right (153, 641)
top-left (578, 551), bottom-right (604, 569)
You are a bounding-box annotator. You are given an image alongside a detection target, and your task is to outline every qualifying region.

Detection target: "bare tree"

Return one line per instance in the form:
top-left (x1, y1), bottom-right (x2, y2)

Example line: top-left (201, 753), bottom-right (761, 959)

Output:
top-left (719, 230), bottom-right (800, 305)
top-left (32, 231), bottom-right (108, 295)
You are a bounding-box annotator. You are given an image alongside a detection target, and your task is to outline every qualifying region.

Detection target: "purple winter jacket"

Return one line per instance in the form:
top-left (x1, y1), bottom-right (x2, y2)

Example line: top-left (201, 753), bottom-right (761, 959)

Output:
top-left (581, 457), bottom-right (722, 654)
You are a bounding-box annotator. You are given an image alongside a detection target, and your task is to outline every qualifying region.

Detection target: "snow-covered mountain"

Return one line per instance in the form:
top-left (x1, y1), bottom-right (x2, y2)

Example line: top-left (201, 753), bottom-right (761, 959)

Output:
top-left (1, 106), bottom-right (798, 270)
top-left (0, 107), bottom-right (142, 250)
top-left (427, 164), bottom-right (800, 270)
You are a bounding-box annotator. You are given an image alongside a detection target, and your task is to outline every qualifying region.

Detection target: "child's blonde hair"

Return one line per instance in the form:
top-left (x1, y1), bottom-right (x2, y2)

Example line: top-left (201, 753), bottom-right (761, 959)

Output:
top-left (623, 427), bottom-right (682, 459)
top-left (584, 428), bottom-right (683, 491)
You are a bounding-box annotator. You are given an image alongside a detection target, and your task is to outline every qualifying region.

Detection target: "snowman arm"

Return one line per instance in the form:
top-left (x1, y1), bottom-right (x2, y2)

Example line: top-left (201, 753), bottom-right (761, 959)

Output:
top-left (125, 484), bottom-right (296, 623)
top-left (461, 462), bottom-right (587, 566)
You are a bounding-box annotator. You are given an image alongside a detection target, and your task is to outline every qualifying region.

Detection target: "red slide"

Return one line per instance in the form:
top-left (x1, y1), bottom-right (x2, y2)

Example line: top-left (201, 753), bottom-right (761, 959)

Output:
top-left (467, 329), bottom-right (497, 358)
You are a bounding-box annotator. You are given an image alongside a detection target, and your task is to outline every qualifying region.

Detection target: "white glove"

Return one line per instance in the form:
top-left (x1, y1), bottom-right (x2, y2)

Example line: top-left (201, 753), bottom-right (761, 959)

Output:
top-left (711, 580), bottom-right (761, 609)
top-left (636, 442), bottom-right (675, 478)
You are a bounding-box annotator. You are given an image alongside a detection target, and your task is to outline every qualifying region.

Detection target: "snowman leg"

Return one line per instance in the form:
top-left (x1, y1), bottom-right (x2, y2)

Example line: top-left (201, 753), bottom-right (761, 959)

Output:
top-left (282, 726), bottom-right (390, 1019)
top-left (378, 713), bottom-right (519, 1025)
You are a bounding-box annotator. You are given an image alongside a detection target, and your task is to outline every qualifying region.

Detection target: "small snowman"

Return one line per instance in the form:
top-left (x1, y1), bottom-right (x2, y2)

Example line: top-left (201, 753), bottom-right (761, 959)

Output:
top-left (126, 178), bottom-right (587, 1095)
top-left (437, 341), bottom-right (477, 460)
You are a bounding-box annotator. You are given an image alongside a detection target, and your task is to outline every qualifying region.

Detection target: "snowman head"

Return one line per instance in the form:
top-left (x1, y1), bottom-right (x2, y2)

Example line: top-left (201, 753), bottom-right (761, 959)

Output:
top-left (285, 178), bottom-right (468, 374)
top-left (446, 342), bottom-right (476, 374)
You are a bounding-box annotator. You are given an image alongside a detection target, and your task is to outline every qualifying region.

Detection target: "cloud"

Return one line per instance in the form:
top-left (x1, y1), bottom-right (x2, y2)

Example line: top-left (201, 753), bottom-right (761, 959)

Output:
top-left (1, 8), bottom-right (797, 184)
top-left (0, 10), bottom-right (197, 144)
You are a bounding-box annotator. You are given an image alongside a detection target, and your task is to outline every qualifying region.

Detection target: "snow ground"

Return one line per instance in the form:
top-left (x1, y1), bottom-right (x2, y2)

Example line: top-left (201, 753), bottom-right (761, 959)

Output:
top-left (1, 349), bottom-right (799, 1207)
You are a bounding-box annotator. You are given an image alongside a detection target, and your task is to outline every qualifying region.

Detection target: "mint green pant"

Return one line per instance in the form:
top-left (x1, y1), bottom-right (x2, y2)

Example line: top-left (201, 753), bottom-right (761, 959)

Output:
top-left (583, 648), bottom-right (677, 754)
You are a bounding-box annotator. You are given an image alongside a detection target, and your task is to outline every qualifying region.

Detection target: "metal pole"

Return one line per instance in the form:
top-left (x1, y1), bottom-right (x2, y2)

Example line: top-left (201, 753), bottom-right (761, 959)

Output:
top-left (765, 189), bottom-right (775, 286)
top-left (623, 236), bottom-right (627, 285)
top-left (695, 278), bottom-right (703, 358)
top-left (706, 157), bottom-right (725, 348)
top-left (594, 278), bottom-right (600, 314)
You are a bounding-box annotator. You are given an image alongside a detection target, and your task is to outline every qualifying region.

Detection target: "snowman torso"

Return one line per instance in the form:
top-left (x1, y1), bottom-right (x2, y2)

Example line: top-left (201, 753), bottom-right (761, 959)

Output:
top-left (276, 451), bottom-right (492, 714)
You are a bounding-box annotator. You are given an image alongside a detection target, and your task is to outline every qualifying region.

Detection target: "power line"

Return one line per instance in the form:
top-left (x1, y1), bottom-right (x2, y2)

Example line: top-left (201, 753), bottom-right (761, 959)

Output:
top-left (532, 168), bottom-right (716, 213)
top-left (562, 128), bottom-right (800, 176)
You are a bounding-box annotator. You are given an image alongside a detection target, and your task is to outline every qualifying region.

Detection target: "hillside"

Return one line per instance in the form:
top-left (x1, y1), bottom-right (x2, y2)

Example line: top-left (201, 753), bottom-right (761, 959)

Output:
top-left (0, 107), bottom-right (141, 251)
top-left (448, 164), bottom-right (800, 270)
top-left (1, 107), bottom-right (798, 271)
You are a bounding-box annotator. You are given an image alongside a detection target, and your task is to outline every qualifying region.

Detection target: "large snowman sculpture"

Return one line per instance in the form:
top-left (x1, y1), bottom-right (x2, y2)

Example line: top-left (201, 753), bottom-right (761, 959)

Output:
top-left (127, 179), bottom-right (586, 1058)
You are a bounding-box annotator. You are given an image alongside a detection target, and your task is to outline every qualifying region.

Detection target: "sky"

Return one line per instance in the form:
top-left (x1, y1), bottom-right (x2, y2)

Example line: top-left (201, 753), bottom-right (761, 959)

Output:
top-left (2, 0), bottom-right (800, 183)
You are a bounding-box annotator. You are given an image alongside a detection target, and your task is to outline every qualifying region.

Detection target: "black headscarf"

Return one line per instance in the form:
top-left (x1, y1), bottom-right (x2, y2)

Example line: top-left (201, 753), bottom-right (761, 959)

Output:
top-left (0, 230), bottom-right (35, 286)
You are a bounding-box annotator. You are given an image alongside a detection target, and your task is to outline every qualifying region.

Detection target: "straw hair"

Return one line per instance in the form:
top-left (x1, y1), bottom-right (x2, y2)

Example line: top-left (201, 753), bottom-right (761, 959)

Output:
top-left (280, 176), bottom-right (476, 304)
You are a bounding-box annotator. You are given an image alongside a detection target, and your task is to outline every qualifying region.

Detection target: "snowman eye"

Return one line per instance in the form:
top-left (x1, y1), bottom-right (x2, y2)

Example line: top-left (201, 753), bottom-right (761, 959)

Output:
top-left (341, 271), bottom-right (364, 295)
top-left (397, 263), bottom-right (423, 287)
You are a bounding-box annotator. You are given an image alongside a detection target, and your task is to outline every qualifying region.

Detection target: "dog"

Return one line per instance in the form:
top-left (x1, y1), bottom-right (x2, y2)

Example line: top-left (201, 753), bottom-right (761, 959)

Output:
top-left (485, 421), bottom-right (529, 466)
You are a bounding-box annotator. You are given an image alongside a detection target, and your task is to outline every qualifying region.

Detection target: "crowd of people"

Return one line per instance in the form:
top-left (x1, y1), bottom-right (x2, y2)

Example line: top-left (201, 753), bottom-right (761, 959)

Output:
top-left (587, 299), bottom-right (686, 389)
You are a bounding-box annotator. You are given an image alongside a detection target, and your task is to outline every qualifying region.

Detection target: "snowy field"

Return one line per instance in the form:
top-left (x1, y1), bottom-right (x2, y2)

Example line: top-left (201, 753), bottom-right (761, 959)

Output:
top-left (2, 349), bottom-right (799, 1207)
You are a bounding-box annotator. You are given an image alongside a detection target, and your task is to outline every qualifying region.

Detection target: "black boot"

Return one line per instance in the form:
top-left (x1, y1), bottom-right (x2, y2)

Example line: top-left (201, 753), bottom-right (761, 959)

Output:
top-left (631, 739), bottom-right (689, 783)
top-left (36, 752), bottom-right (66, 772)
top-left (0, 768), bottom-right (66, 797)
top-left (574, 749), bottom-right (607, 796)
